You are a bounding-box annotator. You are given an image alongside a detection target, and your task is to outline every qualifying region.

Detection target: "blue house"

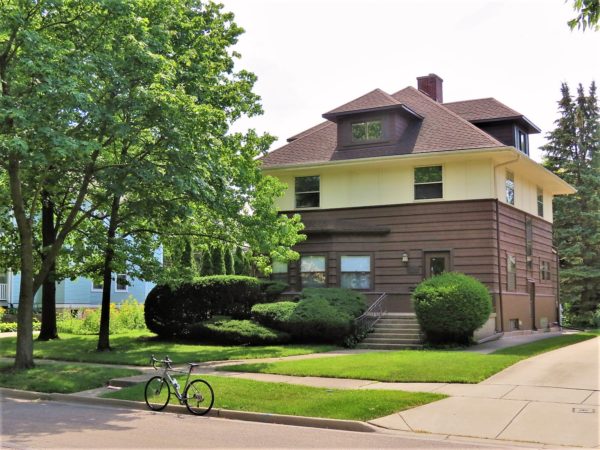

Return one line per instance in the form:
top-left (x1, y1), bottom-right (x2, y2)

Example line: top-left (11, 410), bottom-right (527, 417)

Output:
top-left (0, 269), bottom-right (155, 309)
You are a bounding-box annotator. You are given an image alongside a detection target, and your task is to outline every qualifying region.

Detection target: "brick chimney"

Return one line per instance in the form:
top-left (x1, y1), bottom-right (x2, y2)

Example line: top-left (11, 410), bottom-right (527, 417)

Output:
top-left (417, 74), bottom-right (443, 102)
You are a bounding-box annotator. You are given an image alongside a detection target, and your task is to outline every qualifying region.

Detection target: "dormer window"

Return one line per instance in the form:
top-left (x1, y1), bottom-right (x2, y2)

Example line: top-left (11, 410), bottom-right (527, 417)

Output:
top-left (515, 128), bottom-right (529, 155)
top-left (351, 120), bottom-right (382, 142)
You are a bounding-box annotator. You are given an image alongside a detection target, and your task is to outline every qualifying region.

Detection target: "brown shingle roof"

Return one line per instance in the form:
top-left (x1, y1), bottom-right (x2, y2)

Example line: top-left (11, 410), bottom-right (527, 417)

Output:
top-left (323, 88), bottom-right (402, 116)
top-left (443, 97), bottom-right (523, 122)
top-left (261, 87), bottom-right (504, 168)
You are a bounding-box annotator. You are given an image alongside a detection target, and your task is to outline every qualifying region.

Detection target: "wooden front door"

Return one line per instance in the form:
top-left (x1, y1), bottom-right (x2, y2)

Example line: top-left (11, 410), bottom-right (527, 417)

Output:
top-left (424, 252), bottom-right (451, 278)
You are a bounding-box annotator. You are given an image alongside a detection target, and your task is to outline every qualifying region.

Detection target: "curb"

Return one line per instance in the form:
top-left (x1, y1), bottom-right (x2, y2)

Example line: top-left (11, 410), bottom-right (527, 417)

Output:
top-left (0, 387), bottom-right (377, 433)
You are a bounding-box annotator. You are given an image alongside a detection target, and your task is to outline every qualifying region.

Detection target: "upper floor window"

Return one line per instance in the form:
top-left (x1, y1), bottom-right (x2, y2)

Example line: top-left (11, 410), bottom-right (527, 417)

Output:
top-left (300, 256), bottom-right (326, 288)
top-left (537, 187), bottom-right (544, 217)
top-left (116, 274), bottom-right (128, 292)
top-left (540, 260), bottom-right (551, 281)
top-left (507, 254), bottom-right (516, 291)
top-left (340, 255), bottom-right (371, 290)
top-left (295, 176), bottom-right (320, 208)
top-left (515, 128), bottom-right (529, 155)
top-left (271, 260), bottom-right (288, 283)
top-left (351, 120), bottom-right (382, 142)
top-left (414, 166), bottom-right (443, 200)
top-left (506, 171), bottom-right (515, 205)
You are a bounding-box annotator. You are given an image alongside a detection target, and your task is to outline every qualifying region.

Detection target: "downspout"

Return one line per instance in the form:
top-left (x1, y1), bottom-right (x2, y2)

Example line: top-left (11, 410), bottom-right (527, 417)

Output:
top-left (553, 247), bottom-right (561, 327)
top-left (492, 153), bottom-right (521, 332)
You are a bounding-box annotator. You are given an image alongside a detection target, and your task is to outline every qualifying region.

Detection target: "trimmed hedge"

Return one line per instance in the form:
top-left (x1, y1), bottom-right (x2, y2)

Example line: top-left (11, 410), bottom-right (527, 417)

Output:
top-left (259, 280), bottom-right (289, 302)
top-left (189, 319), bottom-right (291, 345)
top-left (301, 288), bottom-right (366, 317)
top-left (144, 276), bottom-right (264, 337)
top-left (412, 272), bottom-right (492, 345)
top-left (252, 301), bottom-right (297, 329)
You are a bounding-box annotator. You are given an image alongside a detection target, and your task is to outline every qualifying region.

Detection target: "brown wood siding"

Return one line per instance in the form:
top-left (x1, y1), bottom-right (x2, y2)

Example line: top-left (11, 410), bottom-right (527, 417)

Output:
top-left (497, 202), bottom-right (557, 329)
top-left (285, 200), bottom-right (500, 311)
top-left (476, 122), bottom-right (516, 147)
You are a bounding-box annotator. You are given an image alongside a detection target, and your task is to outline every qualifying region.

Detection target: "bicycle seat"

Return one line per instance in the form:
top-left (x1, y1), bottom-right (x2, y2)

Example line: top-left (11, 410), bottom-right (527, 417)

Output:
top-left (188, 363), bottom-right (200, 367)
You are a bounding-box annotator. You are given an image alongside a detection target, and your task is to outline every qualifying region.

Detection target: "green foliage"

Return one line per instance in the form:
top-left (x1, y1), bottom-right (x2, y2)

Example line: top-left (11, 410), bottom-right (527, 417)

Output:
top-left (225, 247), bottom-right (235, 275)
top-left (200, 249), bottom-right (214, 276)
top-left (234, 247), bottom-right (251, 275)
top-left (211, 246), bottom-right (227, 276)
top-left (542, 82), bottom-right (600, 320)
top-left (413, 272), bottom-right (492, 345)
top-left (301, 288), bottom-right (367, 318)
top-left (562, 302), bottom-right (600, 328)
top-left (252, 302), bottom-right (297, 328)
top-left (56, 299), bottom-right (146, 335)
top-left (568, 0), bottom-right (599, 31)
top-left (193, 319), bottom-right (290, 345)
top-left (259, 280), bottom-right (289, 302)
top-left (144, 276), bottom-right (265, 337)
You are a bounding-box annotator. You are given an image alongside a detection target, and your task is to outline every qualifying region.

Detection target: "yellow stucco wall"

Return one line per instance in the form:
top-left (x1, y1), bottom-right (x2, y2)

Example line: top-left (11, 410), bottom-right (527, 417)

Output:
top-left (265, 149), bottom-right (570, 222)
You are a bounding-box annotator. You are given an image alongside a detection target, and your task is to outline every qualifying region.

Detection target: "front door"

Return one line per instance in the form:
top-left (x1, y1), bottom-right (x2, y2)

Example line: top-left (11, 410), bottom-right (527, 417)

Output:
top-left (424, 252), bottom-right (451, 278)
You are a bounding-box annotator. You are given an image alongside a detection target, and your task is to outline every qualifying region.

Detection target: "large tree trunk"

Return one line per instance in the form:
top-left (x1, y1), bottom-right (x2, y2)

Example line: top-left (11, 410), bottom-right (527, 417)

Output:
top-left (38, 190), bottom-right (59, 341)
top-left (97, 195), bottom-right (121, 351)
top-left (8, 155), bottom-right (35, 369)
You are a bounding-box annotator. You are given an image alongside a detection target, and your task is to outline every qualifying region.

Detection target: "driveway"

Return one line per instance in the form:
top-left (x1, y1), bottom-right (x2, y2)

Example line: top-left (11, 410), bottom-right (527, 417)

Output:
top-left (370, 336), bottom-right (600, 448)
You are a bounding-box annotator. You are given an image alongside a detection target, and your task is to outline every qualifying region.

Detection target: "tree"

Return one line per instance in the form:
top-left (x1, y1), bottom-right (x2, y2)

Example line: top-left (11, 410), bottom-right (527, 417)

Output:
top-left (211, 245), bottom-right (226, 276)
top-left (568, 0), bottom-right (599, 31)
top-left (225, 247), bottom-right (235, 275)
top-left (1, 0), bottom-right (304, 367)
top-left (542, 82), bottom-right (600, 320)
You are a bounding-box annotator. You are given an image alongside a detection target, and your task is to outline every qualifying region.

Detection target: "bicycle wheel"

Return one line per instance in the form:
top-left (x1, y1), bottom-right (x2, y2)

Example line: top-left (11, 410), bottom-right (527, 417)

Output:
top-left (144, 376), bottom-right (170, 411)
top-left (184, 379), bottom-right (214, 415)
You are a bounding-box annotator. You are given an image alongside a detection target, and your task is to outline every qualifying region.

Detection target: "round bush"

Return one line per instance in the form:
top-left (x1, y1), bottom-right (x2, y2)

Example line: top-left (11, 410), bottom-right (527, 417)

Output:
top-left (188, 319), bottom-right (290, 345)
top-left (412, 272), bottom-right (492, 345)
top-left (251, 301), bottom-right (297, 329)
top-left (144, 276), bottom-right (264, 338)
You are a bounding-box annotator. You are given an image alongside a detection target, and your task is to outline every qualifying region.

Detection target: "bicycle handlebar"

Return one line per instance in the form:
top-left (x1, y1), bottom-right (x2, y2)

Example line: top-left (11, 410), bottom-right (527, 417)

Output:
top-left (150, 355), bottom-right (173, 370)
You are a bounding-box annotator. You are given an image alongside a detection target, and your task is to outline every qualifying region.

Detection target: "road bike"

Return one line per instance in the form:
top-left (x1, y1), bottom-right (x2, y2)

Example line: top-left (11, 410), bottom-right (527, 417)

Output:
top-left (144, 355), bottom-right (214, 416)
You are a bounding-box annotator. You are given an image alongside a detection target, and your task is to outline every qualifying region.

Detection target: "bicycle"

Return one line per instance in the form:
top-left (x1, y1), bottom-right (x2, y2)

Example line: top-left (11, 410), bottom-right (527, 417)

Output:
top-left (144, 355), bottom-right (214, 416)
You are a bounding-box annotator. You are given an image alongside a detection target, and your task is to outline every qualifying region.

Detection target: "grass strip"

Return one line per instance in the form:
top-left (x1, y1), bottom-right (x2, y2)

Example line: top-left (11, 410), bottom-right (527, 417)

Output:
top-left (0, 331), bottom-right (336, 366)
top-left (103, 374), bottom-right (445, 421)
top-left (0, 362), bottom-right (140, 393)
top-left (220, 333), bottom-right (597, 384)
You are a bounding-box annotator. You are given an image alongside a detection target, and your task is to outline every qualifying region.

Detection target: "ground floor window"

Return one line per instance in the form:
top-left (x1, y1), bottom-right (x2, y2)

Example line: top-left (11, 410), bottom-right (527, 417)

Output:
top-left (116, 274), bottom-right (128, 292)
top-left (340, 255), bottom-right (371, 289)
top-left (509, 318), bottom-right (520, 330)
top-left (507, 255), bottom-right (516, 291)
top-left (300, 256), bottom-right (326, 288)
top-left (271, 260), bottom-right (289, 283)
top-left (540, 260), bottom-right (551, 281)
top-left (91, 280), bottom-right (103, 292)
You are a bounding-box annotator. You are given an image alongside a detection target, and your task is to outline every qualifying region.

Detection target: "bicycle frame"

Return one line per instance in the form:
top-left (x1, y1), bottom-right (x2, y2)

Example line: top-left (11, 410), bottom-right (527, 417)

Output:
top-left (152, 356), bottom-right (194, 403)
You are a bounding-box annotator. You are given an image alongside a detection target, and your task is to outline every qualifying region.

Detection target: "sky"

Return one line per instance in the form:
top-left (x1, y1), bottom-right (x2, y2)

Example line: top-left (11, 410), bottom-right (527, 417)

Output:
top-left (220, 0), bottom-right (599, 162)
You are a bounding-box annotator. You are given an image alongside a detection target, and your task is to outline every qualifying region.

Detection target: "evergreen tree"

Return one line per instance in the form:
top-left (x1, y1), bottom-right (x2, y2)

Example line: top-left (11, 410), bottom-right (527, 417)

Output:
top-left (211, 245), bottom-right (226, 275)
top-left (224, 247), bottom-right (235, 274)
top-left (200, 248), bottom-right (213, 276)
top-left (542, 82), bottom-right (600, 322)
top-left (234, 247), bottom-right (251, 275)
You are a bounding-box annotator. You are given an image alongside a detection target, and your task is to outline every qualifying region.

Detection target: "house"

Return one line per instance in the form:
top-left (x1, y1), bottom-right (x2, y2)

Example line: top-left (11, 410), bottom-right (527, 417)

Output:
top-left (261, 74), bottom-right (575, 339)
top-left (0, 269), bottom-right (155, 310)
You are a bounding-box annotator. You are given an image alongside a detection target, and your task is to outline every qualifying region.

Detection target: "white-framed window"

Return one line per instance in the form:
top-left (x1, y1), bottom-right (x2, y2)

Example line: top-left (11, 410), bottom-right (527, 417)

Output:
top-left (525, 217), bottom-right (533, 270)
top-left (340, 255), bottom-right (371, 290)
top-left (414, 166), bottom-right (443, 200)
top-left (300, 255), bottom-right (326, 288)
top-left (91, 280), bottom-right (103, 292)
top-left (537, 187), bottom-right (544, 217)
top-left (115, 274), bottom-right (128, 292)
top-left (271, 260), bottom-right (288, 283)
top-left (506, 171), bottom-right (515, 205)
top-left (295, 176), bottom-right (320, 209)
top-left (541, 260), bottom-right (551, 281)
top-left (351, 119), bottom-right (383, 142)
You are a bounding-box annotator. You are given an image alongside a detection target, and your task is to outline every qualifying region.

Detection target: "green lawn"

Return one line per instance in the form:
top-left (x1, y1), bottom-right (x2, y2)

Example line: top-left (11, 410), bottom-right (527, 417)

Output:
top-left (221, 333), bottom-right (597, 384)
top-left (0, 331), bottom-right (336, 366)
top-left (0, 362), bottom-right (140, 393)
top-left (103, 374), bottom-right (445, 421)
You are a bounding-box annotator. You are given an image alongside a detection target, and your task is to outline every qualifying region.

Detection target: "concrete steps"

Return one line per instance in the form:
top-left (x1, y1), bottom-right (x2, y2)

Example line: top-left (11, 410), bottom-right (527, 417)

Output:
top-left (356, 314), bottom-right (423, 350)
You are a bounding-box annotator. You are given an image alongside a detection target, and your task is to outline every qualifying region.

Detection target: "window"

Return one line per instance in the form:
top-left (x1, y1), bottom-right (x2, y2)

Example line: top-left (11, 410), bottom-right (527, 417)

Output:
top-left (300, 256), bottom-right (326, 288)
top-left (515, 128), bottom-right (529, 155)
top-left (509, 319), bottom-right (520, 331)
top-left (525, 217), bottom-right (533, 270)
top-left (541, 260), bottom-right (551, 281)
top-left (507, 255), bottom-right (516, 291)
top-left (91, 280), bottom-right (103, 292)
top-left (295, 176), bottom-right (320, 208)
top-left (116, 274), bottom-right (128, 292)
top-left (505, 171), bottom-right (515, 205)
top-left (340, 256), bottom-right (371, 289)
top-left (537, 187), bottom-right (544, 217)
top-left (271, 260), bottom-right (288, 283)
top-left (414, 166), bottom-right (443, 200)
top-left (351, 120), bottom-right (382, 142)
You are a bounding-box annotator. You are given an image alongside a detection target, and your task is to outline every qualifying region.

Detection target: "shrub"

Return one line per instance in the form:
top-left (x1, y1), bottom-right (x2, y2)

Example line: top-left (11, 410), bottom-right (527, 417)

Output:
top-left (252, 301), bottom-right (297, 328)
top-left (0, 319), bottom-right (40, 333)
top-left (56, 299), bottom-right (147, 335)
top-left (259, 280), bottom-right (289, 302)
top-left (144, 275), bottom-right (264, 337)
top-left (301, 288), bottom-right (366, 318)
top-left (188, 319), bottom-right (290, 345)
top-left (287, 297), bottom-right (352, 342)
top-left (412, 272), bottom-right (492, 345)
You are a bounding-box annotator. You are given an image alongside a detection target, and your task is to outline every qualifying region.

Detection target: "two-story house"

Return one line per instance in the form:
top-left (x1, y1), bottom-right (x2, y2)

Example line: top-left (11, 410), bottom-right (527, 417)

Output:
top-left (261, 74), bottom-right (575, 338)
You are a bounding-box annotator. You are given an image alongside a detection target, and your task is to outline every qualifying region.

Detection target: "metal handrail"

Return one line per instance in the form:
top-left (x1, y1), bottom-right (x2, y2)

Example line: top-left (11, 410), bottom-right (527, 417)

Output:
top-left (354, 292), bottom-right (387, 337)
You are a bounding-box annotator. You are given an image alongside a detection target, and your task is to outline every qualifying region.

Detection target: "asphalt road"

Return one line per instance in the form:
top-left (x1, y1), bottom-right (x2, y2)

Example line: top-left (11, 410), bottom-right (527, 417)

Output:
top-left (0, 397), bottom-right (513, 449)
